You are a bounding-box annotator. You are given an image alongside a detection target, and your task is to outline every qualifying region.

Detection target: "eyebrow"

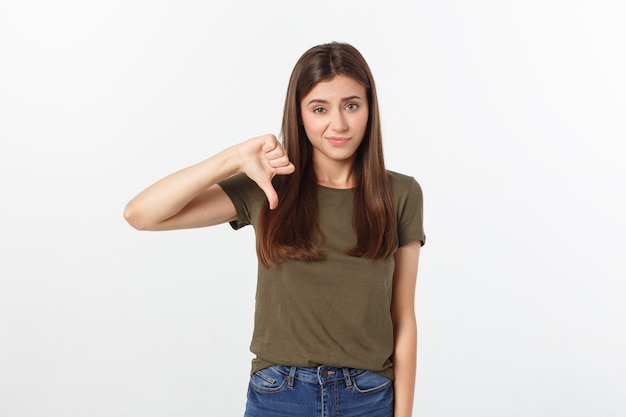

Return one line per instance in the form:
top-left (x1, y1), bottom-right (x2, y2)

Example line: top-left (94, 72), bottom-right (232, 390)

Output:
top-left (306, 95), bottom-right (363, 105)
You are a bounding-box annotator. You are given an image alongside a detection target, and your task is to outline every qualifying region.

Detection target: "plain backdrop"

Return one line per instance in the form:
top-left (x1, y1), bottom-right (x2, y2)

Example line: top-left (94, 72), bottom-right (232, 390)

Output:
top-left (1, 1), bottom-right (624, 416)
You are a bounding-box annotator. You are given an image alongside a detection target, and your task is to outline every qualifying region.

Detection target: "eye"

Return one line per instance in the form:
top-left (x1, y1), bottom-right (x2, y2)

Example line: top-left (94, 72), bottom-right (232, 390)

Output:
top-left (313, 107), bottom-right (326, 114)
top-left (345, 103), bottom-right (358, 111)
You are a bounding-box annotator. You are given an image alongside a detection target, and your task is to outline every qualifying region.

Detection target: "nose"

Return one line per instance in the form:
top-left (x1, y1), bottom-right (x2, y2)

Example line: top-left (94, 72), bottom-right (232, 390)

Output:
top-left (330, 111), bottom-right (348, 132)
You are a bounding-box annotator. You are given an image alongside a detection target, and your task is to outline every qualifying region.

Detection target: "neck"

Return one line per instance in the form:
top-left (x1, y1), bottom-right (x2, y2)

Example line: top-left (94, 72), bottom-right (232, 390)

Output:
top-left (314, 162), bottom-right (356, 189)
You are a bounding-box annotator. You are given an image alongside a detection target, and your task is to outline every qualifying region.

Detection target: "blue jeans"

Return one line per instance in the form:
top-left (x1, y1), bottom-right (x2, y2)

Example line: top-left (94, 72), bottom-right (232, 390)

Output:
top-left (244, 365), bottom-right (394, 417)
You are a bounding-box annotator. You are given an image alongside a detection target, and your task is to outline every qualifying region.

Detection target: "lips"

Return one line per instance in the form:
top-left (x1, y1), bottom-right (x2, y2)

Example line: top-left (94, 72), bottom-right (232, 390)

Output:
top-left (326, 136), bottom-right (350, 146)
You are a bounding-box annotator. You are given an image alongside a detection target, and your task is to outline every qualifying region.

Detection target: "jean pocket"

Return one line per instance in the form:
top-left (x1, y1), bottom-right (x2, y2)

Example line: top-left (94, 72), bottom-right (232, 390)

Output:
top-left (351, 370), bottom-right (392, 394)
top-left (249, 366), bottom-right (289, 393)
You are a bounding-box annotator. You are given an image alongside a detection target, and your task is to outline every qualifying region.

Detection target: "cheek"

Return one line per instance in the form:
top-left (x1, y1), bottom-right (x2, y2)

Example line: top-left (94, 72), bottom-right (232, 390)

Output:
top-left (354, 110), bottom-right (369, 132)
top-left (302, 114), bottom-right (325, 136)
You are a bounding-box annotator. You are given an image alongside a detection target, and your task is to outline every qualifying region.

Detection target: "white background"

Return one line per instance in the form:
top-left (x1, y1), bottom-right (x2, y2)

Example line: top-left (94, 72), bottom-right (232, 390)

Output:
top-left (1, 1), bottom-right (624, 416)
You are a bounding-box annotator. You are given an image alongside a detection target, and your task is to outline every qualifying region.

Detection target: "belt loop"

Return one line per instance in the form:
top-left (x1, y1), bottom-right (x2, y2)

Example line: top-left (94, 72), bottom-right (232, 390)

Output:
top-left (287, 366), bottom-right (297, 389)
top-left (342, 368), bottom-right (352, 388)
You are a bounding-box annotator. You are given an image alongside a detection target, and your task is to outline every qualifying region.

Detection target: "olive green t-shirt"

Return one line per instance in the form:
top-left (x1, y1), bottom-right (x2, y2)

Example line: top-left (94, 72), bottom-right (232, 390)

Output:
top-left (219, 171), bottom-right (425, 380)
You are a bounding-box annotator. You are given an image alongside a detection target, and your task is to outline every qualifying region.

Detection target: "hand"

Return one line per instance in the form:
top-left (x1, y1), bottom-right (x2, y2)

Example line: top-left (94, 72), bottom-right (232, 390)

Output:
top-left (238, 134), bottom-right (295, 210)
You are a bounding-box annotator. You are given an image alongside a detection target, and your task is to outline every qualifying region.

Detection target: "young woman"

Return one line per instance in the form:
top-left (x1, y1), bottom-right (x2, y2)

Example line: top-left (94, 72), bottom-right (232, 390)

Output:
top-left (124, 42), bottom-right (425, 417)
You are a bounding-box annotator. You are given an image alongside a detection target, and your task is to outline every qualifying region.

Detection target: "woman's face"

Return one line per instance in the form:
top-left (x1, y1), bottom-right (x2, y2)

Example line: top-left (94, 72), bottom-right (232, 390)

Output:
top-left (300, 74), bottom-right (369, 169)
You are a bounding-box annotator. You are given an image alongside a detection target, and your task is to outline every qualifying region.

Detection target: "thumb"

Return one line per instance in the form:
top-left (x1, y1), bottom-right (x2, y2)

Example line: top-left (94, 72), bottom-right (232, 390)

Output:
top-left (257, 178), bottom-right (279, 210)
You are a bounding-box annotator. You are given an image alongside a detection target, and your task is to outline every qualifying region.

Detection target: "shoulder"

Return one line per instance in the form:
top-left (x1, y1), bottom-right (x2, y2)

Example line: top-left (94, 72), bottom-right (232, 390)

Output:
top-left (387, 170), bottom-right (416, 185)
top-left (386, 170), bottom-right (424, 217)
top-left (387, 170), bottom-right (423, 199)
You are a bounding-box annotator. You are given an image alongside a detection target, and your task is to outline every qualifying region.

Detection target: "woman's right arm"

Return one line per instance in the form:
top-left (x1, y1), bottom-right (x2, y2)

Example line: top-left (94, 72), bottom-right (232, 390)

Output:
top-left (123, 134), bottom-right (294, 231)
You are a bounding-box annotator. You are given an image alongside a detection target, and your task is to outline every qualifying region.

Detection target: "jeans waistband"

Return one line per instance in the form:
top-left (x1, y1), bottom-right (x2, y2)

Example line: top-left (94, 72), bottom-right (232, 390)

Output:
top-left (270, 365), bottom-right (366, 388)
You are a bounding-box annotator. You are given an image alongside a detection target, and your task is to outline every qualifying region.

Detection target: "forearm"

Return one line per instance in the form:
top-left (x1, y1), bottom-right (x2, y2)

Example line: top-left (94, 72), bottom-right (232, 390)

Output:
top-left (393, 319), bottom-right (417, 417)
top-left (124, 145), bottom-right (240, 229)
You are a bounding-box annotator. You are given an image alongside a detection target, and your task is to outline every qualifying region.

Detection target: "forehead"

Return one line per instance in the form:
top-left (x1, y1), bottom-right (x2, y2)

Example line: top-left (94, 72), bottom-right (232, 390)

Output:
top-left (302, 75), bottom-right (366, 101)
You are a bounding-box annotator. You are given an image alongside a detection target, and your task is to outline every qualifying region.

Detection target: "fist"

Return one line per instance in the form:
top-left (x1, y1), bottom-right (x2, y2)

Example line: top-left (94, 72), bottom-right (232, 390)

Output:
top-left (239, 134), bottom-right (295, 209)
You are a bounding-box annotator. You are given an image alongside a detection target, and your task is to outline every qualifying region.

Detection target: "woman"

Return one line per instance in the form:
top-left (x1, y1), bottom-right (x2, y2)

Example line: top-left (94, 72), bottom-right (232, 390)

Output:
top-left (124, 42), bottom-right (425, 417)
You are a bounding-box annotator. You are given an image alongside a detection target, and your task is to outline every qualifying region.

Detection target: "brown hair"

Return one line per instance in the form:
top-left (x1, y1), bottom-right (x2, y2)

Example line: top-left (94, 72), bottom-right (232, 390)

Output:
top-left (257, 42), bottom-right (396, 267)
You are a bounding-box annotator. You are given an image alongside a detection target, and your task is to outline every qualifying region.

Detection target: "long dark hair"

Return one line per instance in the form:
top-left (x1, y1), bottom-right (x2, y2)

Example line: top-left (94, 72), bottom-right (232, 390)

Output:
top-left (257, 42), bottom-right (396, 267)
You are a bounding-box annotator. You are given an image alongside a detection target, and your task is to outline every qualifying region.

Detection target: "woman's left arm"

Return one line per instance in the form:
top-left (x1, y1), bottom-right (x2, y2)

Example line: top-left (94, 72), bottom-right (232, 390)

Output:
top-left (391, 240), bottom-right (422, 417)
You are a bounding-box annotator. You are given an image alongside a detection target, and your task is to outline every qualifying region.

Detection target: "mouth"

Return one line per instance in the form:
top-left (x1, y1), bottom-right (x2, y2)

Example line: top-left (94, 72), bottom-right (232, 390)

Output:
top-left (326, 136), bottom-right (350, 146)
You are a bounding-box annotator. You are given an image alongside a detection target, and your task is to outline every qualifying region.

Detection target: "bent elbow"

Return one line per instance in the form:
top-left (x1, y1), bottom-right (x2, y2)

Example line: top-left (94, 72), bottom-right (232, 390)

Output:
top-left (123, 202), bottom-right (149, 230)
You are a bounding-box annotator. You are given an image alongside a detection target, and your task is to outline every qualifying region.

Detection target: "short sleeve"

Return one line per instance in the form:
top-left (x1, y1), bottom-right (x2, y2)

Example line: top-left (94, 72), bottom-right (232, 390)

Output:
top-left (395, 175), bottom-right (426, 247)
top-left (218, 173), bottom-right (265, 230)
